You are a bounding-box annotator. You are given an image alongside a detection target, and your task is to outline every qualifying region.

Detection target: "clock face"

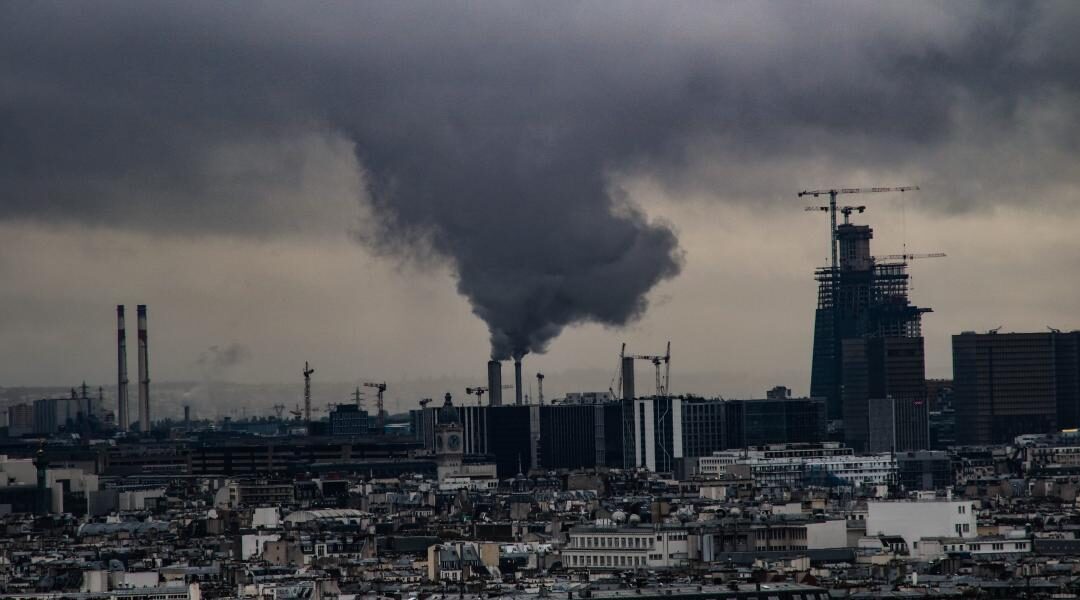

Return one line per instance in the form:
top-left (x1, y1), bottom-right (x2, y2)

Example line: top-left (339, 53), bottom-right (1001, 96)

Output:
top-left (448, 434), bottom-right (461, 450)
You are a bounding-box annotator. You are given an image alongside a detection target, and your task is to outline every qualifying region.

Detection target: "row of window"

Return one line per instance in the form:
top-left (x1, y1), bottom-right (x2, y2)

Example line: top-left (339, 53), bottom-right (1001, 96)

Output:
top-left (573, 535), bottom-right (653, 549)
top-left (944, 541), bottom-right (1027, 552)
top-left (574, 532), bottom-right (690, 549)
top-left (567, 553), bottom-right (648, 568)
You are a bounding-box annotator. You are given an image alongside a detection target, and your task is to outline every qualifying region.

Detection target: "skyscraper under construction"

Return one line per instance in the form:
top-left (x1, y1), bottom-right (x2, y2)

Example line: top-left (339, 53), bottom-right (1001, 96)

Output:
top-left (809, 218), bottom-right (931, 449)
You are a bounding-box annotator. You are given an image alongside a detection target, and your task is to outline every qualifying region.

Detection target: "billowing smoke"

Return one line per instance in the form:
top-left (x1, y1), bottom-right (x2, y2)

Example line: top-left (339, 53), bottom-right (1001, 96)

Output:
top-left (355, 127), bottom-right (684, 360)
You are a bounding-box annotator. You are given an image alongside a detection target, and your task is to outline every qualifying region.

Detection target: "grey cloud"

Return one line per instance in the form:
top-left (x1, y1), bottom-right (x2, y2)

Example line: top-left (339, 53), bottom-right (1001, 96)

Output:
top-left (1, 1), bottom-right (1078, 357)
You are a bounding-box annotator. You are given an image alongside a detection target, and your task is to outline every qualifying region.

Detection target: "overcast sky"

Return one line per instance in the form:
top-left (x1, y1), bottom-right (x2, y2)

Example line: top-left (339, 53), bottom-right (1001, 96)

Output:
top-left (2, 1), bottom-right (1078, 402)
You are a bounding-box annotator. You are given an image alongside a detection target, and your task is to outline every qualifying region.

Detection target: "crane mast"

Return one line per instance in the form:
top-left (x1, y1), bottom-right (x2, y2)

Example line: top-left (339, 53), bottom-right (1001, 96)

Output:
top-left (466, 384), bottom-right (512, 405)
top-left (302, 361), bottom-right (314, 424)
top-left (363, 381), bottom-right (387, 431)
top-left (626, 341), bottom-right (672, 397)
top-left (465, 386), bottom-right (487, 405)
top-left (798, 186), bottom-right (919, 280)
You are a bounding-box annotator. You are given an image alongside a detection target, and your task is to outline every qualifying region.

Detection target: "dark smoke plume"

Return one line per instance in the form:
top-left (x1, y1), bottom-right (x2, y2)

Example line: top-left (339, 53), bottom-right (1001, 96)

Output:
top-left (355, 132), bottom-right (684, 360)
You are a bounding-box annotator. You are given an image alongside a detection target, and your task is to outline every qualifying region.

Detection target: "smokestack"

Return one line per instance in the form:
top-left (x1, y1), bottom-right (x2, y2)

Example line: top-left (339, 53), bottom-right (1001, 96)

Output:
top-left (487, 360), bottom-right (503, 406)
top-left (184, 405), bottom-right (191, 430)
top-left (116, 305), bottom-right (129, 431)
top-left (621, 356), bottom-right (635, 402)
top-left (515, 359), bottom-right (523, 405)
top-left (137, 304), bottom-right (150, 433)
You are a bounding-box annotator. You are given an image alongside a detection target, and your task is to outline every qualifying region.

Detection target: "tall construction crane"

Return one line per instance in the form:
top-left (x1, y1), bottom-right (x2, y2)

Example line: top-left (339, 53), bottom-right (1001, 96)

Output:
top-left (465, 384), bottom-right (512, 405)
top-left (798, 186), bottom-right (919, 279)
top-left (465, 386), bottom-right (486, 405)
top-left (806, 205), bottom-right (865, 225)
top-left (626, 341), bottom-right (672, 397)
top-left (875, 252), bottom-right (946, 262)
top-left (302, 361), bottom-right (315, 424)
top-left (363, 381), bottom-right (387, 430)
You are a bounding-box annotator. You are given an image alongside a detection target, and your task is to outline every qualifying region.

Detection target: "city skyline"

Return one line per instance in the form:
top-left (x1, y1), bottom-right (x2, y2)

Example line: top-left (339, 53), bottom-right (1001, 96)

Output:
top-left (3, 2), bottom-right (1079, 394)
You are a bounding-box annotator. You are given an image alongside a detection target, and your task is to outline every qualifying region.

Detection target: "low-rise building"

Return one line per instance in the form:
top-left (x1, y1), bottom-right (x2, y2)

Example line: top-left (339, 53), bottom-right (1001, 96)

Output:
top-left (563, 524), bottom-right (689, 571)
top-left (723, 453), bottom-right (896, 490)
top-left (214, 479), bottom-right (294, 509)
top-left (916, 535), bottom-right (1032, 560)
top-left (699, 517), bottom-right (848, 557)
top-left (866, 493), bottom-right (976, 550)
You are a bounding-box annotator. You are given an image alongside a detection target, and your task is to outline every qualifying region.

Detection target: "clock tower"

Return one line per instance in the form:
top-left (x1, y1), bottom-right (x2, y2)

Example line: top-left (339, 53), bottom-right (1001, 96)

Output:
top-left (435, 392), bottom-right (463, 475)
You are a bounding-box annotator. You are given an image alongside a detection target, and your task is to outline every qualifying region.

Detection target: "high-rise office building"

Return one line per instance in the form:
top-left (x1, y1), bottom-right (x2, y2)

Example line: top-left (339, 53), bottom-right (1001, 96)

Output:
top-left (414, 393), bottom-right (824, 476)
top-left (867, 396), bottom-right (930, 453)
top-left (953, 330), bottom-right (1080, 444)
top-left (734, 397), bottom-right (828, 448)
top-left (810, 219), bottom-right (930, 428)
top-left (843, 336), bottom-right (929, 451)
top-left (537, 403), bottom-right (622, 471)
top-left (329, 404), bottom-right (371, 436)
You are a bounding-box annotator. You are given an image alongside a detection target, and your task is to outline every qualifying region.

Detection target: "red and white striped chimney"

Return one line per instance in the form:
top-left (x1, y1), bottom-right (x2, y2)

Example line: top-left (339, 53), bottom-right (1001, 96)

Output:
top-left (137, 305), bottom-right (150, 432)
top-left (116, 305), bottom-right (129, 431)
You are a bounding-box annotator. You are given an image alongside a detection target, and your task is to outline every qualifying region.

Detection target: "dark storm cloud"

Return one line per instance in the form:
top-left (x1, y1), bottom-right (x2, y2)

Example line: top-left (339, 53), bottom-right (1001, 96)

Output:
top-left (1, 1), bottom-right (1078, 357)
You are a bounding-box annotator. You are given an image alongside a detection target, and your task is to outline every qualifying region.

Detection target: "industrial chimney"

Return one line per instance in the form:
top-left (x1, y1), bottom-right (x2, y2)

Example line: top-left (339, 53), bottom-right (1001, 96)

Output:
top-left (137, 305), bottom-right (150, 433)
top-left (621, 355), bottom-right (635, 402)
top-left (514, 358), bottom-right (523, 405)
top-left (487, 360), bottom-right (503, 406)
top-left (116, 305), bottom-right (129, 431)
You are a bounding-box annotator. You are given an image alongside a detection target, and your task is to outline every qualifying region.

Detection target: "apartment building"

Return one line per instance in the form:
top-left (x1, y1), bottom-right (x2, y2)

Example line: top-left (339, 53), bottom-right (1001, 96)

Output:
top-left (563, 525), bottom-right (689, 571)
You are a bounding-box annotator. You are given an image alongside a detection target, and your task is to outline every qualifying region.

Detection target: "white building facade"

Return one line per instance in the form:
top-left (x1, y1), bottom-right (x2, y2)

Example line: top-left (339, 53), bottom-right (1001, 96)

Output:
top-left (866, 496), bottom-right (977, 550)
top-left (563, 525), bottom-right (690, 571)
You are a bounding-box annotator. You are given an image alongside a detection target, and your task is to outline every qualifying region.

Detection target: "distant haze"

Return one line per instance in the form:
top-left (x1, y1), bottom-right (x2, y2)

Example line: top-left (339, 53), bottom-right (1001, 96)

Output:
top-left (1, 2), bottom-right (1078, 400)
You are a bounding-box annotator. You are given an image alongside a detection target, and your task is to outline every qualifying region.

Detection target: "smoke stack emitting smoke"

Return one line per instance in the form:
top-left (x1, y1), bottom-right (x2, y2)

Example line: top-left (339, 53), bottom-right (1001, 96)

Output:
top-left (514, 359), bottom-right (523, 406)
top-left (487, 360), bottom-right (502, 407)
